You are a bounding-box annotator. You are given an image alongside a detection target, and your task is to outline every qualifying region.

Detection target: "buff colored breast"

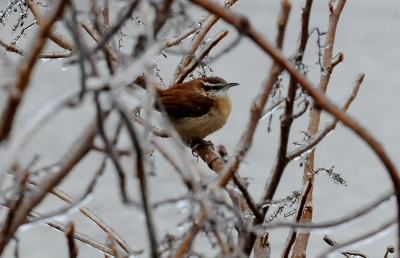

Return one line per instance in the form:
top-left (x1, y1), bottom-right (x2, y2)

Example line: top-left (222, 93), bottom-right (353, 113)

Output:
top-left (169, 95), bottom-right (232, 139)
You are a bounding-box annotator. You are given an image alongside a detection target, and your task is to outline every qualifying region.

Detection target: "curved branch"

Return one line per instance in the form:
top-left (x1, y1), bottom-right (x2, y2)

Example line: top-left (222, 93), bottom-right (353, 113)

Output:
top-left (0, 0), bottom-right (69, 141)
top-left (190, 0), bottom-right (400, 251)
top-left (253, 191), bottom-right (393, 232)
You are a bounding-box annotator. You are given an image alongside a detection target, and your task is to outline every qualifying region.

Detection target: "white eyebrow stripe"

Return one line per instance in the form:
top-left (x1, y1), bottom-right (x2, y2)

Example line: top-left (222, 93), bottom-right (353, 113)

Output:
top-left (202, 81), bottom-right (224, 87)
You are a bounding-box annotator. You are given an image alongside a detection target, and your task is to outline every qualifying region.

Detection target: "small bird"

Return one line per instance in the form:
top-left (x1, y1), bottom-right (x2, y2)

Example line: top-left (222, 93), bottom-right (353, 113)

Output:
top-left (156, 77), bottom-right (239, 140)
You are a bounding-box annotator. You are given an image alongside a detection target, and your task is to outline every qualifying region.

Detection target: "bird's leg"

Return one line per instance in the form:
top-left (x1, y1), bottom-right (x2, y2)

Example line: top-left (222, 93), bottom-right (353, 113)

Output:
top-left (190, 137), bottom-right (215, 150)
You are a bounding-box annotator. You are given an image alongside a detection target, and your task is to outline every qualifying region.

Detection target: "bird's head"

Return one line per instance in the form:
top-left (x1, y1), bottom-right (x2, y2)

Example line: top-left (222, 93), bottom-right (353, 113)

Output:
top-left (200, 77), bottom-right (239, 98)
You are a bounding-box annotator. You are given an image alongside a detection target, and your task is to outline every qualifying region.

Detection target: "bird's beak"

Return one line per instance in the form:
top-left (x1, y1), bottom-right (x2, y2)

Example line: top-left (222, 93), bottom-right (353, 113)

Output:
top-left (225, 82), bottom-right (239, 89)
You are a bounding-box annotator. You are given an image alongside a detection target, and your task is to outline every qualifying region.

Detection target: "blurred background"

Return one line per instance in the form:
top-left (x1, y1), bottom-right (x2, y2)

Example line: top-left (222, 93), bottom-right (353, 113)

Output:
top-left (1, 1), bottom-right (399, 257)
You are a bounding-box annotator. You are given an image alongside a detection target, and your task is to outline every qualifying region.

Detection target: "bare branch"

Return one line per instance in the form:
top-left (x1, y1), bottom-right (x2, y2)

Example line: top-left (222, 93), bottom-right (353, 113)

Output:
top-left (173, 0), bottom-right (238, 83)
top-left (28, 178), bottom-right (140, 255)
top-left (316, 219), bottom-right (395, 258)
top-left (29, 213), bottom-right (117, 257)
top-left (115, 97), bottom-right (159, 258)
top-left (94, 92), bottom-right (130, 203)
top-left (163, 27), bottom-right (197, 48)
top-left (287, 73), bottom-right (364, 161)
top-left (65, 222), bottom-right (78, 258)
top-left (0, 116), bottom-right (97, 253)
top-left (177, 30), bottom-right (228, 81)
top-left (253, 191), bottom-right (393, 232)
top-left (0, 0), bottom-right (69, 141)
top-left (26, 0), bottom-right (74, 51)
top-left (189, 0), bottom-right (400, 250)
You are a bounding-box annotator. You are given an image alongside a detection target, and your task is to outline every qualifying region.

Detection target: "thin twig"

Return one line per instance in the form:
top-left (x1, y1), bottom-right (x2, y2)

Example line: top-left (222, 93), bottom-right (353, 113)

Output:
top-left (65, 222), bottom-right (78, 258)
top-left (281, 179), bottom-right (313, 258)
top-left (81, 22), bottom-right (118, 62)
top-left (0, 116), bottom-right (97, 253)
top-left (102, 0), bottom-right (110, 26)
top-left (287, 73), bottom-right (364, 161)
top-left (189, 0), bottom-right (400, 251)
top-left (94, 1), bottom-right (139, 52)
top-left (232, 175), bottom-right (263, 222)
top-left (291, 1), bottom-right (347, 255)
top-left (252, 191), bottom-right (393, 232)
top-left (177, 30), bottom-right (228, 81)
top-left (0, 37), bottom-right (23, 54)
top-left (173, 0), bottom-right (238, 83)
top-left (134, 114), bottom-right (169, 138)
top-left (163, 27), bottom-right (197, 48)
top-left (316, 219), bottom-right (396, 258)
top-left (26, 0), bottom-right (74, 51)
top-left (0, 170), bottom-right (29, 242)
top-left (115, 97), bottom-right (159, 258)
top-left (29, 213), bottom-right (117, 257)
top-left (94, 92), bottom-right (130, 203)
top-left (27, 152), bottom-right (106, 224)
top-left (0, 0), bottom-right (69, 141)
top-left (28, 177), bottom-right (140, 255)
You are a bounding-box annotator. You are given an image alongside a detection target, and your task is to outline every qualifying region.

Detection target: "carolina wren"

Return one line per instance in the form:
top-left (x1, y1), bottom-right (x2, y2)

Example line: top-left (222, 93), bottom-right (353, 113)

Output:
top-left (156, 77), bottom-right (239, 140)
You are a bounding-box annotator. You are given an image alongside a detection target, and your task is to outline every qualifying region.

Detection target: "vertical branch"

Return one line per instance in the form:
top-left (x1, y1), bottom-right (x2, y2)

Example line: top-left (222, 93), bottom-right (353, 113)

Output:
top-left (291, 1), bottom-right (346, 257)
top-left (153, 0), bottom-right (173, 37)
top-left (94, 93), bottom-right (130, 203)
top-left (231, 0), bottom-right (293, 255)
top-left (102, 0), bottom-right (110, 26)
top-left (0, 170), bottom-right (29, 244)
top-left (115, 99), bottom-right (159, 258)
top-left (276, 0), bottom-right (314, 256)
top-left (65, 222), bottom-right (78, 258)
top-left (64, 2), bottom-right (98, 100)
top-left (282, 180), bottom-right (312, 258)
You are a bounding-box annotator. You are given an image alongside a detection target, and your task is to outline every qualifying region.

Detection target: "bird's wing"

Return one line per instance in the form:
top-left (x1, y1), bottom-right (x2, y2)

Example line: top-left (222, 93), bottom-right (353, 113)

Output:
top-left (157, 88), bottom-right (213, 117)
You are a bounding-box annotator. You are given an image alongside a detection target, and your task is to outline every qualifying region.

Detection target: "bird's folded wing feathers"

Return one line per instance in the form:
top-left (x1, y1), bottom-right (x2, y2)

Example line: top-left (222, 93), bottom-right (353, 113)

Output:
top-left (157, 88), bottom-right (213, 117)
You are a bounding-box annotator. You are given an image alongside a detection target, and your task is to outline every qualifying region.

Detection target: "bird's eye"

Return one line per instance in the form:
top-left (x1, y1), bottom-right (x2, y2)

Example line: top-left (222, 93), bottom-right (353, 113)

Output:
top-left (202, 81), bottom-right (225, 90)
top-left (203, 84), bottom-right (224, 91)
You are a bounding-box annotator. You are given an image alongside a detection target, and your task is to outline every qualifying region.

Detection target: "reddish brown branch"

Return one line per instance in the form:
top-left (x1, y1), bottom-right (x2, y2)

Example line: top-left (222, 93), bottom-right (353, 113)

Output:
top-left (190, 0), bottom-right (400, 252)
top-left (26, 0), bottom-right (74, 51)
top-left (173, 0), bottom-right (238, 83)
top-left (65, 222), bottom-right (78, 258)
top-left (116, 99), bottom-right (159, 258)
top-left (287, 74), bottom-right (364, 161)
top-left (0, 37), bottom-right (23, 54)
top-left (185, 139), bottom-right (225, 172)
top-left (28, 178), bottom-right (139, 255)
top-left (163, 27), bottom-right (197, 48)
top-left (0, 116), bottom-right (96, 254)
top-left (94, 93), bottom-right (130, 204)
top-left (0, 0), bottom-right (68, 141)
top-left (102, 0), bottom-right (110, 26)
top-left (292, 1), bottom-right (347, 255)
top-left (177, 30), bottom-right (228, 82)
top-left (282, 179), bottom-right (313, 258)
top-left (29, 212), bottom-right (117, 256)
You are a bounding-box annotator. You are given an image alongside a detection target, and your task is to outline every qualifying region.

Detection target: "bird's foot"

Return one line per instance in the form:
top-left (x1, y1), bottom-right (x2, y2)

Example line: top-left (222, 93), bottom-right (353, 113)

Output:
top-left (190, 138), bottom-right (215, 151)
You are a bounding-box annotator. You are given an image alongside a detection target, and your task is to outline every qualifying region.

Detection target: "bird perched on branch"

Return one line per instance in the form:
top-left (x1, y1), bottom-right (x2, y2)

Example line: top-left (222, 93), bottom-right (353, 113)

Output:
top-left (153, 76), bottom-right (239, 140)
